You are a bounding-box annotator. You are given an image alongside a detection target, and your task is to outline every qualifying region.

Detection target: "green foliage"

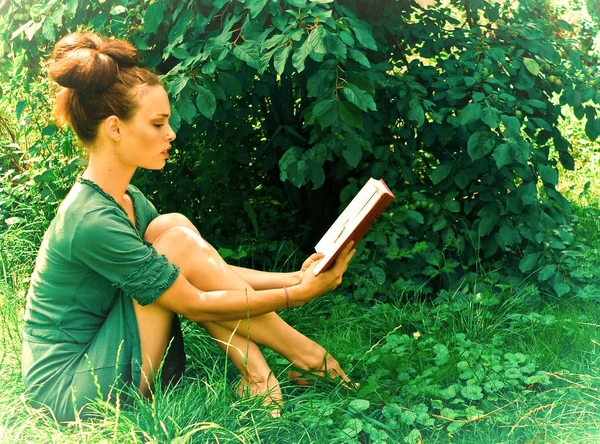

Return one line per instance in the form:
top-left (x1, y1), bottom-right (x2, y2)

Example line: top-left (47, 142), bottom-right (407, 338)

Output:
top-left (3, 270), bottom-right (600, 442)
top-left (1, 0), bottom-right (599, 298)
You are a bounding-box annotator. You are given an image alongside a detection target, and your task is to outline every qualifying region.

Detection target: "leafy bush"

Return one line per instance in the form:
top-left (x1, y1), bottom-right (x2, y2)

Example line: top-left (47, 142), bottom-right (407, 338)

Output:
top-left (1, 0), bottom-right (599, 299)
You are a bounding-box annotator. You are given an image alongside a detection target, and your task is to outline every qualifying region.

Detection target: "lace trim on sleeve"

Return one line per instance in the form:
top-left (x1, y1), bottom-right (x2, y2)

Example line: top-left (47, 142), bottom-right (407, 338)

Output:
top-left (111, 247), bottom-right (180, 306)
top-left (135, 263), bottom-right (180, 307)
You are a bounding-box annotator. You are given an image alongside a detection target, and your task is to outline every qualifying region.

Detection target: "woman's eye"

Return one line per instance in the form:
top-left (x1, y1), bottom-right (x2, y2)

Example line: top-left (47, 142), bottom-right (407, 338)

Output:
top-left (154, 124), bottom-right (164, 128)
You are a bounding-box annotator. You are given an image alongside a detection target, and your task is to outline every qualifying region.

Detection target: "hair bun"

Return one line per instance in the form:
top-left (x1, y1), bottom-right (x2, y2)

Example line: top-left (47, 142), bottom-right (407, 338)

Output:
top-left (49, 32), bottom-right (138, 92)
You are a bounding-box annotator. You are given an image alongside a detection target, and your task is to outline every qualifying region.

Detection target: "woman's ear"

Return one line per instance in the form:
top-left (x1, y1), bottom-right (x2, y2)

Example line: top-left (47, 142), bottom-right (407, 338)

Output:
top-left (104, 115), bottom-right (122, 141)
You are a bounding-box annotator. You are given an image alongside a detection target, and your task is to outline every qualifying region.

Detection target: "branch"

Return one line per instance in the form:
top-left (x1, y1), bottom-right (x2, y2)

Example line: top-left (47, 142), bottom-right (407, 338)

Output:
top-left (464, 0), bottom-right (476, 29)
top-left (0, 0), bottom-right (9, 15)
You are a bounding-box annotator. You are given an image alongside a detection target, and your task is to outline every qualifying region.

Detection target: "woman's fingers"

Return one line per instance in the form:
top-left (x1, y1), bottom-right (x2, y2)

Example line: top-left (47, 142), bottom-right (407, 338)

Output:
top-left (301, 253), bottom-right (325, 272)
top-left (332, 242), bottom-right (355, 273)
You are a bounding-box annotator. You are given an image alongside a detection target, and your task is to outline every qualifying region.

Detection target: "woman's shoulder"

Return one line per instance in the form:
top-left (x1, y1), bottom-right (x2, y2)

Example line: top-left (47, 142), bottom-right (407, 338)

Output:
top-left (54, 182), bottom-right (126, 230)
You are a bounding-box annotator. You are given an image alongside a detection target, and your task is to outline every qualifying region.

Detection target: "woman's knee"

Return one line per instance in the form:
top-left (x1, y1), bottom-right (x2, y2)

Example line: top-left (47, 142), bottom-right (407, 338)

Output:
top-left (151, 226), bottom-right (218, 276)
top-left (145, 213), bottom-right (199, 243)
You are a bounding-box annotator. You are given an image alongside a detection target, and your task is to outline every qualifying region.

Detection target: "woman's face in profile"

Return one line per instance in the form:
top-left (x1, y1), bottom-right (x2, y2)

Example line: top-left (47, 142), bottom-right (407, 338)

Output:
top-left (117, 85), bottom-right (176, 170)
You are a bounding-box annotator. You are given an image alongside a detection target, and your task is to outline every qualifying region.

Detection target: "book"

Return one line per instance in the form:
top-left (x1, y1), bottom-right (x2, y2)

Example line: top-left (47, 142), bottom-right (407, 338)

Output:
top-left (313, 178), bottom-right (395, 276)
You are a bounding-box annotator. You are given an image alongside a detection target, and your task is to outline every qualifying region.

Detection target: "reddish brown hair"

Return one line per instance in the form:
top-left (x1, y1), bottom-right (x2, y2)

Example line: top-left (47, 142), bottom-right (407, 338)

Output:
top-left (49, 32), bottom-right (160, 144)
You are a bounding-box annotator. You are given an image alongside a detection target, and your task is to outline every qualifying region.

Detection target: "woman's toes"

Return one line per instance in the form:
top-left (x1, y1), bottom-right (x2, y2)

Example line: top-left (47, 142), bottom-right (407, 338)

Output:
top-left (237, 373), bottom-right (283, 417)
top-left (289, 351), bottom-right (358, 389)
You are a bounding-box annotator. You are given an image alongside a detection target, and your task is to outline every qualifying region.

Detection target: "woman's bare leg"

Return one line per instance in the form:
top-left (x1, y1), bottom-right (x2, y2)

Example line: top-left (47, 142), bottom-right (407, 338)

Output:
top-left (136, 213), bottom-right (353, 399)
top-left (135, 217), bottom-right (282, 409)
top-left (202, 321), bottom-right (282, 415)
top-left (147, 214), bottom-right (353, 385)
top-left (131, 299), bottom-right (174, 396)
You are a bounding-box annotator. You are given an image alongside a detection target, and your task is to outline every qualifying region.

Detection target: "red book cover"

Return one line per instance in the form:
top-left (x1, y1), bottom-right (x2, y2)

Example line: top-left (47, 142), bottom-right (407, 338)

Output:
top-left (313, 178), bottom-right (395, 276)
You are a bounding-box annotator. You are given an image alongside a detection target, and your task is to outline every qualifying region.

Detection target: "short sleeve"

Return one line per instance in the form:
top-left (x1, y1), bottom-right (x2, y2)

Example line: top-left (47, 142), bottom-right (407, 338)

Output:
top-left (71, 207), bottom-right (180, 306)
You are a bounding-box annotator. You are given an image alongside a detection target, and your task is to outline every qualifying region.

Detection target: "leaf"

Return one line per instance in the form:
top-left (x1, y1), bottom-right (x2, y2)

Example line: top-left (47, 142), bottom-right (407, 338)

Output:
top-left (479, 215), bottom-right (497, 236)
top-left (538, 264), bottom-right (557, 282)
top-left (432, 216), bottom-right (447, 232)
top-left (292, 26), bottom-right (325, 72)
top-left (407, 96), bottom-right (424, 126)
top-left (496, 226), bottom-right (520, 248)
top-left (342, 84), bottom-right (376, 112)
top-left (461, 385), bottom-right (483, 401)
top-left (433, 343), bottom-right (449, 366)
top-left (525, 99), bottom-right (546, 110)
top-left (448, 87), bottom-right (468, 100)
top-left (169, 108), bottom-right (181, 134)
top-left (176, 98), bottom-right (197, 124)
top-left (342, 138), bottom-right (362, 167)
top-left (218, 72), bottom-right (243, 97)
top-left (459, 103), bottom-right (482, 126)
top-left (490, 47), bottom-right (505, 62)
top-left (109, 5), bottom-right (127, 15)
top-left (246, 0), bottom-right (269, 18)
top-left (348, 48), bottom-right (370, 67)
top-left (467, 131), bottom-right (496, 161)
top-left (482, 107), bottom-right (501, 129)
top-left (339, 102), bottom-right (363, 129)
top-left (325, 32), bottom-right (347, 61)
top-left (195, 87), bottom-right (217, 119)
top-left (464, 77), bottom-right (476, 87)
top-left (340, 418), bottom-right (362, 438)
top-left (555, 19), bottom-right (574, 32)
top-left (585, 115), bottom-right (600, 141)
top-left (169, 76), bottom-right (189, 97)
top-left (353, 27), bottom-right (377, 50)
top-left (553, 283), bottom-right (570, 296)
top-left (316, 101), bottom-right (338, 129)
top-left (41, 18), bottom-right (56, 42)
top-left (493, 143), bottom-right (511, 168)
top-left (279, 146), bottom-right (307, 186)
top-left (519, 253), bottom-right (539, 273)
top-left (442, 200), bottom-right (460, 213)
top-left (274, 45), bottom-right (292, 75)
top-left (143, 1), bottom-right (164, 34)
top-left (523, 57), bottom-right (540, 76)
top-left (340, 30), bottom-right (355, 47)
top-left (472, 92), bottom-right (486, 103)
top-left (65, 0), bottom-right (78, 16)
top-left (538, 165), bottom-right (558, 186)
top-left (510, 141), bottom-right (530, 165)
top-left (312, 99), bottom-right (334, 119)
top-left (233, 41), bottom-right (260, 69)
top-left (307, 70), bottom-right (333, 98)
top-left (307, 161), bottom-right (325, 189)
top-left (348, 399), bottom-right (370, 412)
top-left (502, 115), bottom-right (521, 138)
top-left (432, 164), bottom-right (454, 184)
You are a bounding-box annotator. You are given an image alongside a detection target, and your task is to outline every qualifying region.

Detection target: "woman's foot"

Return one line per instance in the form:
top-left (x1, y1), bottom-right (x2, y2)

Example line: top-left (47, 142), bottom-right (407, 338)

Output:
top-left (237, 371), bottom-right (283, 418)
top-left (288, 346), bottom-right (357, 389)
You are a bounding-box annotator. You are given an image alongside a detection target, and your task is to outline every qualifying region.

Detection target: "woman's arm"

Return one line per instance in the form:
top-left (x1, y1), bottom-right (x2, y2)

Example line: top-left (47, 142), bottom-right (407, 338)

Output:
top-left (229, 266), bottom-right (300, 290)
top-left (229, 252), bottom-right (325, 290)
top-left (154, 244), bottom-right (355, 323)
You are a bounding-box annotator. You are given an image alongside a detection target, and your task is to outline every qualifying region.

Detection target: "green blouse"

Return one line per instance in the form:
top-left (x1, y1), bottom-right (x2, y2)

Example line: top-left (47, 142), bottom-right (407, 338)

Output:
top-left (22, 177), bottom-right (182, 422)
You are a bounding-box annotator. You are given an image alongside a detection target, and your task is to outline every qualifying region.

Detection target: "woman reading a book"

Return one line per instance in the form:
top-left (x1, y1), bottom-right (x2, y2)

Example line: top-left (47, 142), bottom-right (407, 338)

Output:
top-left (22, 32), bottom-right (356, 422)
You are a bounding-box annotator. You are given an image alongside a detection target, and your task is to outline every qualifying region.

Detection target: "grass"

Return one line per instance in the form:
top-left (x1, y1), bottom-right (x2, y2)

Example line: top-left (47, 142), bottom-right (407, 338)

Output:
top-left (2, 258), bottom-right (600, 442)
top-left (2, 115), bottom-right (600, 443)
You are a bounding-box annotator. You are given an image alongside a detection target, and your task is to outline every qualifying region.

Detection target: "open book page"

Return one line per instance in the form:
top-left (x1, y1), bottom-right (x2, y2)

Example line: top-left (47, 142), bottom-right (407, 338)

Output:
top-left (313, 178), bottom-right (392, 275)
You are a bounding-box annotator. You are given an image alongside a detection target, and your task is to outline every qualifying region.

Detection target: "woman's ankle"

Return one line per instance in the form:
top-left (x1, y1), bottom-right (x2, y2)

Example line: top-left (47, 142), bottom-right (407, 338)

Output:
top-left (290, 343), bottom-right (330, 371)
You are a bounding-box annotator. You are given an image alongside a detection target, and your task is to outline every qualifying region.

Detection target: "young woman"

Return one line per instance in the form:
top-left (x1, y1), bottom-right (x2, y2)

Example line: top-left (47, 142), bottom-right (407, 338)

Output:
top-left (22, 32), bottom-right (356, 423)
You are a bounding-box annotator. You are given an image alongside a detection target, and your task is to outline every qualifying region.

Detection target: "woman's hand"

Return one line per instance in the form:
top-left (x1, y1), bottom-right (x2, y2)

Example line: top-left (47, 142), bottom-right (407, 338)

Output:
top-left (291, 242), bottom-right (356, 306)
top-left (297, 252), bottom-right (325, 284)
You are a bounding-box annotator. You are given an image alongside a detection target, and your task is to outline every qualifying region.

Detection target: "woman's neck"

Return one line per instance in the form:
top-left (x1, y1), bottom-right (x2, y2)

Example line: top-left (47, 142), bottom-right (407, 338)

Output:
top-left (82, 151), bottom-right (136, 205)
